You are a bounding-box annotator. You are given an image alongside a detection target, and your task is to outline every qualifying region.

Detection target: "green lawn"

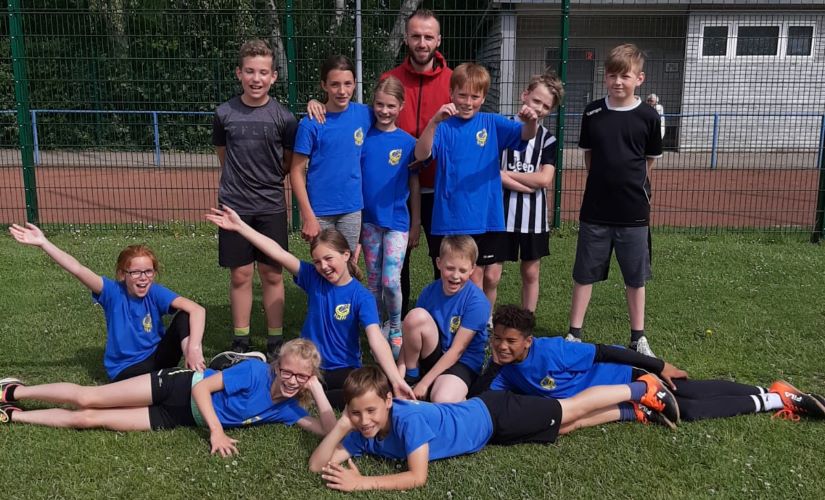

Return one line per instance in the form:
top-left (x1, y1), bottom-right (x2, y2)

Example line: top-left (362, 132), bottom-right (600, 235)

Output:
top-left (1, 227), bottom-right (824, 499)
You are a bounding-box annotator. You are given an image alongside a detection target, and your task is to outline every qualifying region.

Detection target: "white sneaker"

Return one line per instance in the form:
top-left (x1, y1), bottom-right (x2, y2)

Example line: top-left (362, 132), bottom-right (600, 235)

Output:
top-left (630, 336), bottom-right (656, 357)
top-left (565, 333), bottom-right (582, 343)
top-left (208, 351), bottom-right (266, 371)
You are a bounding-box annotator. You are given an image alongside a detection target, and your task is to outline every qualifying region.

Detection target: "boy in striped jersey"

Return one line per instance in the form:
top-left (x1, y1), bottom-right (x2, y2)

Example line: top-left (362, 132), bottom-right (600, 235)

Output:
top-left (485, 72), bottom-right (564, 313)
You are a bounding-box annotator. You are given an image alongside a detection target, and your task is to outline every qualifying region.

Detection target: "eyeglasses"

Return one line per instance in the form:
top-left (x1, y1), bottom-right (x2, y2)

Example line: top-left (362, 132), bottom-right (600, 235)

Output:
top-left (124, 269), bottom-right (156, 279)
top-left (279, 369), bottom-right (311, 384)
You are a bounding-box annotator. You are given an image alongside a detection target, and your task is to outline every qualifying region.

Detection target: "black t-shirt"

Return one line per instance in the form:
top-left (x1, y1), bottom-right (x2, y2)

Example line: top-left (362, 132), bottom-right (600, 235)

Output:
top-left (212, 96), bottom-right (298, 215)
top-left (578, 97), bottom-right (663, 226)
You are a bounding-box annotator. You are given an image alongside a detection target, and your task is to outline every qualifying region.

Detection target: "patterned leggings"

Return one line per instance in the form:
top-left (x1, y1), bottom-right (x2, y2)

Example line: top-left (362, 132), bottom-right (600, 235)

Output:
top-left (360, 223), bottom-right (408, 330)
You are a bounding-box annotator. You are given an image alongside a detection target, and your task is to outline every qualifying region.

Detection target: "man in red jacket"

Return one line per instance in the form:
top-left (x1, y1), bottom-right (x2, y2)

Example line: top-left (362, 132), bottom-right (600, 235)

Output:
top-left (383, 9), bottom-right (452, 315)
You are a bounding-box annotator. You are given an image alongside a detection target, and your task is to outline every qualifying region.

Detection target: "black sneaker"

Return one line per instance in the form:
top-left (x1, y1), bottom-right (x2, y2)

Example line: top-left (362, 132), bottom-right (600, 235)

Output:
top-left (229, 337), bottom-right (250, 353)
top-left (1, 377), bottom-right (22, 403)
top-left (208, 351), bottom-right (266, 371)
top-left (0, 403), bottom-right (21, 423)
top-left (266, 337), bottom-right (284, 362)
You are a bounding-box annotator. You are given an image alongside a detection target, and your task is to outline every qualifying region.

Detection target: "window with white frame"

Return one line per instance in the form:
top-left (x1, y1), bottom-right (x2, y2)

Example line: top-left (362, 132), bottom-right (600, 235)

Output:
top-left (699, 21), bottom-right (815, 59)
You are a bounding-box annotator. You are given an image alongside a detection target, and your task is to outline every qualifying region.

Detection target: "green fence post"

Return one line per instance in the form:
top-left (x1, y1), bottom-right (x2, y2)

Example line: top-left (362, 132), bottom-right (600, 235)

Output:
top-left (552, 0), bottom-right (570, 230)
top-left (8, 0), bottom-right (38, 223)
top-left (285, 0), bottom-right (300, 232)
top-left (811, 115), bottom-right (825, 243)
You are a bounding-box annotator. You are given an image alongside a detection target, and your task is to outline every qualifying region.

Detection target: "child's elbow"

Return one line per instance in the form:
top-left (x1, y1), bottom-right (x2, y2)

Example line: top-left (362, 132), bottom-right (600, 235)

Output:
top-left (308, 459), bottom-right (324, 474)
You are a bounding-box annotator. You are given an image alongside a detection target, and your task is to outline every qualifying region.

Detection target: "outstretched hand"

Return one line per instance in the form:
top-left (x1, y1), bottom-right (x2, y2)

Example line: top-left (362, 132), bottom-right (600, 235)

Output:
top-left (322, 459), bottom-right (363, 492)
top-left (517, 104), bottom-right (538, 123)
top-left (9, 222), bottom-right (47, 247)
top-left (660, 362), bottom-right (689, 390)
top-left (204, 206), bottom-right (244, 232)
top-left (209, 432), bottom-right (239, 457)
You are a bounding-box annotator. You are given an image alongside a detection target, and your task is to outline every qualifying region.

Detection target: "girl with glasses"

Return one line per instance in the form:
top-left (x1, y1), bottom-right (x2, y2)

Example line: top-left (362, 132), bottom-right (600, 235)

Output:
top-left (9, 223), bottom-right (206, 381)
top-left (0, 339), bottom-right (336, 457)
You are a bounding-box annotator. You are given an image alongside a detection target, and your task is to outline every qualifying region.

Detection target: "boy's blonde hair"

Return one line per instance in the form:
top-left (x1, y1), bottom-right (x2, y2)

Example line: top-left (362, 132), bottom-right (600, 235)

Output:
top-left (450, 63), bottom-right (490, 95)
top-left (373, 76), bottom-right (405, 105)
top-left (274, 338), bottom-right (323, 408)
top-left (343, 366), bottom-right (392, 405)
top-left (605, 43), bottom-right (645, 74)
top-left (526, 71), bottom-right (564, 110)
top-left (439, 235), bottom-right (478, 263)
top-left (238, 39), bottom-right (275, 70)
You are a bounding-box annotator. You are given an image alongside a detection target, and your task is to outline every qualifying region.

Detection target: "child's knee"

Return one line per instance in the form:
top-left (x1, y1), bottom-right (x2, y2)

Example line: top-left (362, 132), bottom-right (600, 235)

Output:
top-left (258, 265), bottom-right (284, 286)
top-left (230, 265), bottom-right (254, 285)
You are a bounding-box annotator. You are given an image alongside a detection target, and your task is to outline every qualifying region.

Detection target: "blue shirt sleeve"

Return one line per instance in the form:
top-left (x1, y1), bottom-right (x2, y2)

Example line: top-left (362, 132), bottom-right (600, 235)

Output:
top-left (294, 117), bottom-right (318, 156)
top-left (342, 432), bottom-right (367, 457)
top-left (221, 359), bottom-right (263, 396)
top-left (148, 283), bottom-right (179, 315)
top-left (493, 114), bottom-right (527, 151)
top-left (460, 287), bottom-right (490, 332)
top-left (430, 122), bottom-right (446, 161)
top-left (490, 372), bottom-right (511, 391)
top-left (356, 286), bottom-right (380, 329)
top-left (559, 341), bottom-right (597, 372)
top-left (294, 261), bottom-right (316, 293)
top-left (396, 410), bottom-right (436, 456)
top-left (92, 276), bottom-right (117, 307)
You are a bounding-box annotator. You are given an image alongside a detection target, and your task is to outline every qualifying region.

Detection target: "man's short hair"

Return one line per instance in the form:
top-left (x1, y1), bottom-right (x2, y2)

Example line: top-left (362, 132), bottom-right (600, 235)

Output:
top-left (605, 43), bottom-right (645, 74)
top-left (343, 366), bottom-right (392, 405)
top-left (492, 304), bottom-right (536, 337)
top-left (450, 63), bottom-right (490, 95)
top-left (238, 39), bottom-right (275, 70)
top-left (439, 235), bottom-right (478, 263)
top-left (405, 9), bottom-right (439, 33)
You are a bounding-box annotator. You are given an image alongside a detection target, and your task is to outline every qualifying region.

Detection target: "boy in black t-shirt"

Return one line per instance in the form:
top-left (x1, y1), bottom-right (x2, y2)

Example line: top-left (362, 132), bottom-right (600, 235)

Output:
top-left (212, 40), bottom-right (298, 359)
top-left (567, 44), bottom-right (663, 356)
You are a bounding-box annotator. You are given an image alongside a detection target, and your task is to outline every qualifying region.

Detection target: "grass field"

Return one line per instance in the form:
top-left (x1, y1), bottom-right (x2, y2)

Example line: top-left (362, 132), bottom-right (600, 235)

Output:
top-left (1, 226), bottom-right (824, 499)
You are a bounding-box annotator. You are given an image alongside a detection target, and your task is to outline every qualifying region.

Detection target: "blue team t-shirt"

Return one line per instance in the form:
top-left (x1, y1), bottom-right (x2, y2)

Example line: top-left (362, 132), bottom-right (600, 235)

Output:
top-left (294, 261), bottom-right (380, 371)
top-left (342, 398), bottom-right (493, 461)
top-left (490, 337), bottom-right (633, 398)
top-left (294, 102), bottom-right (372, 216)
top-left (430, 112), bottom-right (526, 235)
top-left (415, 280), bottom-right (490, 373)
top-left (361, 127), bottom-right (417, 232)
top-left (92, 277), bottom-right (179, 380)
top-left (202, 360), bottom-right (308, 427)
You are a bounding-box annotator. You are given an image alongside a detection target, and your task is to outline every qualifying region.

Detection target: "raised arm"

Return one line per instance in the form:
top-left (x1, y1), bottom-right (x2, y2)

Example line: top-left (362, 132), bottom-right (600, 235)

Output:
top-left (205, 206), bottom-right (301, 275)
top-left (191, 372), bottom-right (237, 457)
top-left (9, 223), bottom-right (103, 294)
top-left (414, 104), bottom-right (455, 161)
top-left (295, 376), bottom-right (337, 435)
top-left (289, 153), bottom-right (321, 242)
top-left (170, 296), bottom-right (206, 372)
top-left (517, 105), bottom-right (539, 141)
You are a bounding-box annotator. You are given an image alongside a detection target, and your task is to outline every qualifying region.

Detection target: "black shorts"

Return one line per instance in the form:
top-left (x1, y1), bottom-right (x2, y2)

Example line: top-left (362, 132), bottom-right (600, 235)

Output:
top-left (477, 390), bottom-right (562, 445)
top-left (148, 368), bottom-right (197, 430)
top-left (112, 311), bottom-right (191, 382)
top-left (572, 222), bottom-right (651, 287)
top-left (500, 232), bottom-right (550, 262)
top-left (428, 232), bottom-right (509, 266)
top-left (419, 340), bottom-right (478, 393)
top-left (219, 212), bottom-right (288, 268)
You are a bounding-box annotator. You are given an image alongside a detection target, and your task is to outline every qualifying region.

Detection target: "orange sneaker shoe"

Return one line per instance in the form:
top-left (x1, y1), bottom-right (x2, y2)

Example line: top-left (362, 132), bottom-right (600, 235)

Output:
top-left (633, 402), bottom-right (676, 430)
top-left (769, 380), bottom-right (825, 419)
top-left (638, 373), bottom-right (680, 424)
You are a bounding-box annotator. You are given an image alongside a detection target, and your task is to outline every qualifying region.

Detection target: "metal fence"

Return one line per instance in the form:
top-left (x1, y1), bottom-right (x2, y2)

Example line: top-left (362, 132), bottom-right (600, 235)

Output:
top-left (2, 1), bottom-right (824, 238)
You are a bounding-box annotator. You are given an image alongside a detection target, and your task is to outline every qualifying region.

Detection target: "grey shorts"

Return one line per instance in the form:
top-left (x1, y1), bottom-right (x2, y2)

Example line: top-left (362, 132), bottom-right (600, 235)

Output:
top-left (318, 211), bottom-right (361, 254)
top-left (572, 222), bottom-right (651, 287)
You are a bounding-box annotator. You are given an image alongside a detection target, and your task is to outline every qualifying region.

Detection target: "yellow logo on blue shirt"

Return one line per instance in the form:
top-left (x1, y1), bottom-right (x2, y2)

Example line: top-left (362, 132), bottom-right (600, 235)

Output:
top-left (243, 416), bottom-right (262, 426)
top-left (540, 375), bottom-right (556, 390)
top-left (142, 313), bottom-right (152, 333)
top-left (388, 148), bottom-right (403, 166)
top-left (449, 316), bottom-right (461, 334)
top-left (335, 303), bottom-right (352, 321)
top-left (354, 127), bottom-right (364, 146)
top-left (476, 128), bottom-right (488, 147)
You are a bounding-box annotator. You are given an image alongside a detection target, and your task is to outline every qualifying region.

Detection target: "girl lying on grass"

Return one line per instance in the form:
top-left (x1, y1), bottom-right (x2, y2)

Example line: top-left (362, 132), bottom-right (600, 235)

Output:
top-left (0, 339), bottom-right (336, 457)
top-left (205, 206), bottom-right (415, 410)
top-left (9, 223), bottom-right (206, 380)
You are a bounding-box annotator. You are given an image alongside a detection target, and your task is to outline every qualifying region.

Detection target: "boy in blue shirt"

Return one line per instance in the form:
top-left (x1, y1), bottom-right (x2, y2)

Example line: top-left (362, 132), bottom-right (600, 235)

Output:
top-left (308, 365), bottom-right (678, 492)
top-left (475, 304), bottom-right (825, 424)
top-left (414, 62), bottom-right (538, 299)
top-left (398, 235), bottom-right (490, 403)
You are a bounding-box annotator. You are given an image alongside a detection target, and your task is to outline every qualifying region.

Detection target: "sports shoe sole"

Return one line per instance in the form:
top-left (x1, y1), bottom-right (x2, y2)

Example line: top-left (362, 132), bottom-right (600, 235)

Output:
top-left (639, 373), bottom-right (681, 424)
top-left (208, 351), bottom-right (266, 371)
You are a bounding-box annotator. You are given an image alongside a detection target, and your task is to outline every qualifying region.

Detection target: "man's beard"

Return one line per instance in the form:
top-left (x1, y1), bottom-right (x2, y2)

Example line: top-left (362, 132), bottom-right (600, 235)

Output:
top-left (409, 47), bottom-right (435, 66)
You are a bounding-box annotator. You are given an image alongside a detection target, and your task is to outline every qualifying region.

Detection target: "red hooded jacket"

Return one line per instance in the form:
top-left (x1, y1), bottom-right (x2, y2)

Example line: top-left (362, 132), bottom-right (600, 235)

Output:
top-left (382, 51), bottom-right (452, 189)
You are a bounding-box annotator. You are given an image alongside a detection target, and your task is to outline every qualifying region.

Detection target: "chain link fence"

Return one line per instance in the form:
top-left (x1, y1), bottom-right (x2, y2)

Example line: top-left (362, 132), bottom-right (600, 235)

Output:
top-left (3, 1), bottom-right (824, 238)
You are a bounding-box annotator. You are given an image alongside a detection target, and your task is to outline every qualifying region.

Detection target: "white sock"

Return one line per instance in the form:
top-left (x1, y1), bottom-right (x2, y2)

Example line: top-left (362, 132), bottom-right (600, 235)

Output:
top-left (752, 393), bottom-right (783, 412)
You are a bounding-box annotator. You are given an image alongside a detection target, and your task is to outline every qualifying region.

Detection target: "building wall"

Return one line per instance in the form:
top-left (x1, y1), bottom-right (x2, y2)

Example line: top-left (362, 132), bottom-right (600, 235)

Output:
top-left (681, 12), bottom-right (825, 152)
